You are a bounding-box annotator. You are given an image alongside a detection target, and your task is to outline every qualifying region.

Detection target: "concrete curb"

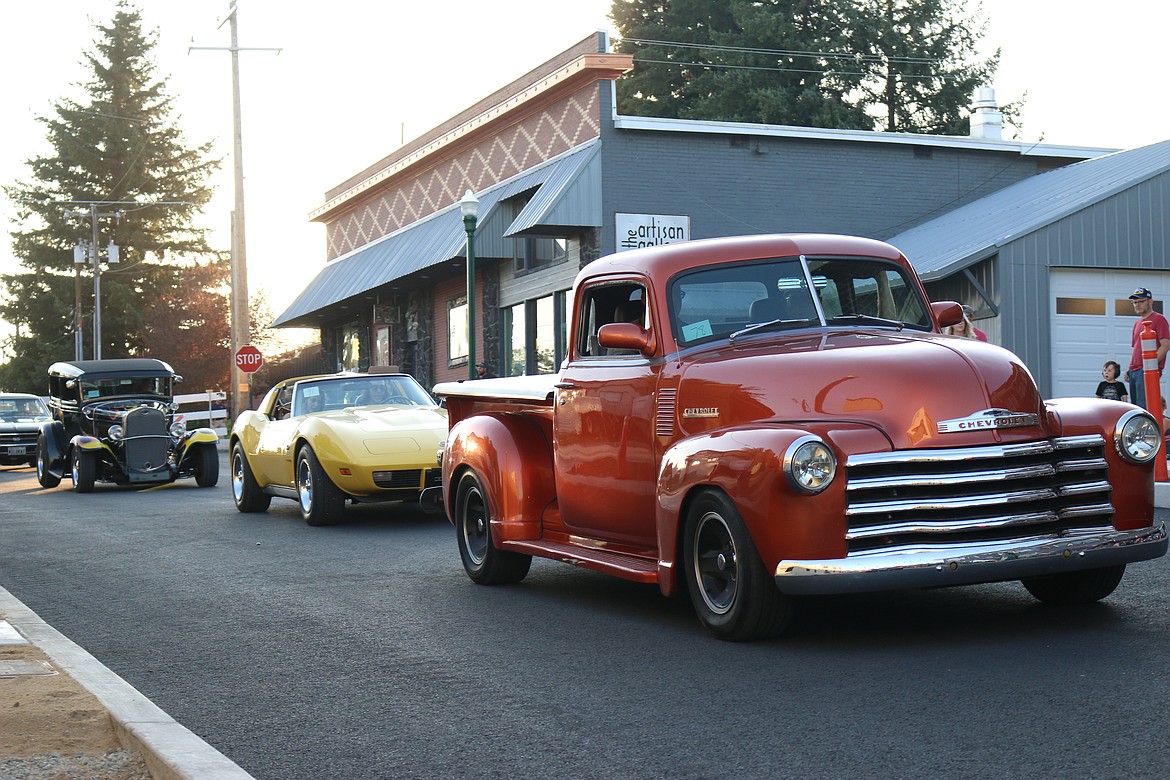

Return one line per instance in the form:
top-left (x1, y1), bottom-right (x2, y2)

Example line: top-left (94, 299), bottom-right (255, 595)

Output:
top-left (1156, 481), bottom-right (1170, 509)
top-left (0, 586), bottom-right (254, 780)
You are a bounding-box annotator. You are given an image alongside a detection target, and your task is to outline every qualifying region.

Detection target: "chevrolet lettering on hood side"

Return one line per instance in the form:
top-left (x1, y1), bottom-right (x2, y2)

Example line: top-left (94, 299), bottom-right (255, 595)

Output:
top-left (433, 234), bottom-right (1167, 641)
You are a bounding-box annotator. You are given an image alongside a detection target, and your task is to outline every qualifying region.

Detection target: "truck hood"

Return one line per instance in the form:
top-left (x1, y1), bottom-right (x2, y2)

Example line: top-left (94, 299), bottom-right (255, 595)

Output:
top-left (676, 331), bottom-right (1051, 449)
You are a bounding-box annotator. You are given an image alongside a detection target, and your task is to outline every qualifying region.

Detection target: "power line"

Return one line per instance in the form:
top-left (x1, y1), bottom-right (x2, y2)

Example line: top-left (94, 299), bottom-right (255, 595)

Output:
top-left (633, 57), bottom-right (957, 81)
top-left (622, 37), bottom-right (945, 65)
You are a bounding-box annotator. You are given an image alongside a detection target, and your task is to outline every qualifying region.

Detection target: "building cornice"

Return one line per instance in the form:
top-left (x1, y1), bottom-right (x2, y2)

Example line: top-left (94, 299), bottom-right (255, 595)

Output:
top-left (310, 52), bottom-right (632, 223)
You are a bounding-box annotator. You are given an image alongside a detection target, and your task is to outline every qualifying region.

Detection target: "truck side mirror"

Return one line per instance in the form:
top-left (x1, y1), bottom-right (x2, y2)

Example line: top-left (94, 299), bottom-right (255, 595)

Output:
top-left (931, 301), bottom-right (964, 329)
top-left (598, 322), bottom-right (655, 356)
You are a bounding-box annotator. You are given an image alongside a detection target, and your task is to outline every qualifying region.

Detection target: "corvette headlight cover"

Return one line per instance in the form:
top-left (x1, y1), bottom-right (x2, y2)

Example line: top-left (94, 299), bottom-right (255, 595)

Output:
top-left (784, 435), bottom-right (837, 493)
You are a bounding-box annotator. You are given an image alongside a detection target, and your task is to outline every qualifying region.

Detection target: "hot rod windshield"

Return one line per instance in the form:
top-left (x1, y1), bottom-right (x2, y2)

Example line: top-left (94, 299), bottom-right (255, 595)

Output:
top-left (669, 255), bottom-right (932, 346)
top-left (78, 375), bottom-right (171, 401)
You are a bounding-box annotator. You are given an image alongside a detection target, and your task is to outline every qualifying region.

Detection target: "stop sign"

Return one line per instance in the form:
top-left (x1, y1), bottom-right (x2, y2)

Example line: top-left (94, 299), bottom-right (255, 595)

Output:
top-left (234, 344), bottom-right (264, 373)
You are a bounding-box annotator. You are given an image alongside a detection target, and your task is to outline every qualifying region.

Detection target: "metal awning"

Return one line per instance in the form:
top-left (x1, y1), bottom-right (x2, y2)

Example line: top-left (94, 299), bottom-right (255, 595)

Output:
top-left (272, 139), bottom-right (600, 328)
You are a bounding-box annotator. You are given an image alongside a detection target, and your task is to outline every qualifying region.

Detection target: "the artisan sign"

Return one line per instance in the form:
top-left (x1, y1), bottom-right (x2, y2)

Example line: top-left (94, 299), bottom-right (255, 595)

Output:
top-left (616, 213), bottom-right (690, 252)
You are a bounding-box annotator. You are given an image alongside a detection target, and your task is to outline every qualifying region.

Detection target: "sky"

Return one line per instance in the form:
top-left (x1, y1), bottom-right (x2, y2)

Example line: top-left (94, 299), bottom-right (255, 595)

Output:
top-left (1, 0), bottom-right (1168, 352)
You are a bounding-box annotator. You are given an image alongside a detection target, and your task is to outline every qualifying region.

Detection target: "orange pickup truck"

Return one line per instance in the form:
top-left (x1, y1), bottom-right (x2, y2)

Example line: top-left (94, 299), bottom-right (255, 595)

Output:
top-left (433, 234), bottom-right (1167, 640)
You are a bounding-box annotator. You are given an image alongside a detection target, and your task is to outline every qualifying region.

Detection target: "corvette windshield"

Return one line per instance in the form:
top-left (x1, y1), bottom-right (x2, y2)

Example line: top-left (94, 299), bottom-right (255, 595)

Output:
top-left (670, 255), bottom-right (931, 346)
top-left (292, 375), bottom-right (435, 415)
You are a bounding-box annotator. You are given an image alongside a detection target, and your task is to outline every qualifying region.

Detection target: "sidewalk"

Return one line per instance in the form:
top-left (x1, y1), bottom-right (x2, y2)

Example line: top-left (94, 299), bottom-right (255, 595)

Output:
top-left (0, 586), bottom-right (254, 780)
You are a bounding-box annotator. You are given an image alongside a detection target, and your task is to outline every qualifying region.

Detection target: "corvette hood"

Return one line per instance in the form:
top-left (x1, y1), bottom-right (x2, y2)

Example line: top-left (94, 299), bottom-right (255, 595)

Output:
top-left (676, 330), bottom-right (1051, 450)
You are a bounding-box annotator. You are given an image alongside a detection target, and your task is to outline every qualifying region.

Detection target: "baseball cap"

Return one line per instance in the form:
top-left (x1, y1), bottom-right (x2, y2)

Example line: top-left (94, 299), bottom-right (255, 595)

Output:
top-left (476, 361), bottom-right (489, 368)
top-left (1129, 287), bottom-right (1153, 300)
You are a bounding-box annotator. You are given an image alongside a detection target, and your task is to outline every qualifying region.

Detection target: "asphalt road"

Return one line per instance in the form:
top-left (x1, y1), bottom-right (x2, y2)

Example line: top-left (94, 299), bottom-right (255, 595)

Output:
top-left (2, 453), bottom-right (1169, 780)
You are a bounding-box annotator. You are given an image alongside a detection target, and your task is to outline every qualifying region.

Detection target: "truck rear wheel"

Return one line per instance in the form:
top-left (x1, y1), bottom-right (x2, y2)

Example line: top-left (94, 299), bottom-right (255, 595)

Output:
top-left (1021, 564), bottom-right (1126, 605)
top-left (455, 471), bottom-right (531, 585)
top-left (683, 490), bottom-right (792, 641)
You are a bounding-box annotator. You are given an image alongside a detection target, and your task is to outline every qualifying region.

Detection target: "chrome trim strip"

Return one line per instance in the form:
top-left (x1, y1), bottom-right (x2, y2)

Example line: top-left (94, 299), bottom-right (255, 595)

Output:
top-left (846, 487), bottom-right (1057, 516)
top-left (775, 524), bottom-right (1167, 595)
top-left (847, 463), bottom-right (1056, 491)
top-left (1058, 503), bottom-right (1115, 519)
top-left (845, 435), bottom-right (1105, 467)
top-left (1057, 481), bottom-right (1112, 497)
top-left (845, 510), bottom-right (1060, 540)
top-left (1056, 458), bottom-right (1108, 472)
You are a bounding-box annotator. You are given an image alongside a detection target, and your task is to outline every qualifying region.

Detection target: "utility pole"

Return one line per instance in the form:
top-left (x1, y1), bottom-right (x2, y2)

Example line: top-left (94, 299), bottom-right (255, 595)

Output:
top-left (65, 203), bottom-right (124, 361)
top-left (190, 1), bottom-right (280, 420)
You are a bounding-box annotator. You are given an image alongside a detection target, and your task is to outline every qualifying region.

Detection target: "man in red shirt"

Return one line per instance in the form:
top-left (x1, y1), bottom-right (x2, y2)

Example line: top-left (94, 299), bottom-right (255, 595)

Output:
top-left (1127, 287), bottom-right (1170, 409)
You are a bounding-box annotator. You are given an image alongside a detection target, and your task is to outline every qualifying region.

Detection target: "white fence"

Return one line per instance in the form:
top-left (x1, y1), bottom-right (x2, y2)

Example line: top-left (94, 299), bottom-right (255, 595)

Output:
top-left (174, 391), bottom-right (229, 440)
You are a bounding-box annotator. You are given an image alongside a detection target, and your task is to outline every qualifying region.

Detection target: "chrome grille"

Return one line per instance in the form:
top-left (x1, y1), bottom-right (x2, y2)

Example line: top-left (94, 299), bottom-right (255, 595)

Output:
top-left (845, 435), bottom-right (1113, 553)
top-left (0, 431), bottom-right (38, 447)
top-left (122, 407), bottom-right (169, 471)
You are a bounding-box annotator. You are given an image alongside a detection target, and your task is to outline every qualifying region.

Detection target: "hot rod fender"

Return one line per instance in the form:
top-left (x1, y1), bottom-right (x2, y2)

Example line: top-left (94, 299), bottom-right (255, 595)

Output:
top-left (654, 422), bottom-right (891, 597)
top-left (175, 429), bottom-right (220, 464)
top-left (37, 420), bottom-right (68, 477)
top-left (442, 412), bottom-right (556, 543)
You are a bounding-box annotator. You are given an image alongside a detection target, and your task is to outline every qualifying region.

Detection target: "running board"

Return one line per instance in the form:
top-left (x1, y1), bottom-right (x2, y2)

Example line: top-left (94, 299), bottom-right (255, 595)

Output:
top-left (500, 539), bottom-right (659, 584)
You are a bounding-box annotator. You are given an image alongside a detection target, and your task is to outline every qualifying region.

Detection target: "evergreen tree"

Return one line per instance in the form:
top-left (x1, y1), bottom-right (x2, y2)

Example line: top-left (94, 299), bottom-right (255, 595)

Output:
top-left (0, 1), bottom-right (221, 393)
top-left (854, 0), bottom-right (999, 134)
top-left (610, 0), bottom-right (1003, 135)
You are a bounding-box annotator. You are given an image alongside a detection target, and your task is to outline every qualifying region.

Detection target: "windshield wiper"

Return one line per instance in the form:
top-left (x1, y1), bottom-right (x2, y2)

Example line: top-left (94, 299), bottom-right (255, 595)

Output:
top-left (827, 313), bottom-right (905, 330)
top-left (730, 317), bottom-right (816, 342)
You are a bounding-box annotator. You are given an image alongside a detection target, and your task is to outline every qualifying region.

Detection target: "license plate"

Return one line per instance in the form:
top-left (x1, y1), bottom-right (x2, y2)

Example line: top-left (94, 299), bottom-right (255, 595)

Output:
top-left (6, 446), bottom-right (27, 456)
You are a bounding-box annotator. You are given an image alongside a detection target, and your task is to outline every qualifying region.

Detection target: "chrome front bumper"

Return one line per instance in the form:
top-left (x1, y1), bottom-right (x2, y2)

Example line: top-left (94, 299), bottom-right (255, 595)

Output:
top-left (774, 524), bottom-right (1168, 595)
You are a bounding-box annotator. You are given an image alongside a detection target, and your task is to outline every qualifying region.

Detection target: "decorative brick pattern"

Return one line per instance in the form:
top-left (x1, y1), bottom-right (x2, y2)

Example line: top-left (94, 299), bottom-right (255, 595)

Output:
top-left (325, 87), bottom-right (601, 260)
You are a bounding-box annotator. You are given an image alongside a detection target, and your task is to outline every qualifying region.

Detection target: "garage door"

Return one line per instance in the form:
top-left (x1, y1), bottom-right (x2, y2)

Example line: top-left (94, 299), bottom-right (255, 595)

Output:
top-left (1050, 268), bottom-right (1169, 401)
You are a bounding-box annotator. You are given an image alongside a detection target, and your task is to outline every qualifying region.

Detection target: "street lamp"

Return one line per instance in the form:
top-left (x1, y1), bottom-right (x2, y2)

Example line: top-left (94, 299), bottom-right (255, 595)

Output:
top-left (460, 189), bottom-right (479, 380)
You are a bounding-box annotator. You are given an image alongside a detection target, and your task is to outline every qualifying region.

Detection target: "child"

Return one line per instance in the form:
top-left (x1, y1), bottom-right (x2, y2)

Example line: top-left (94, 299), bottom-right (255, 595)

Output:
top-left (1095, 360), bottom-right (1128, 402)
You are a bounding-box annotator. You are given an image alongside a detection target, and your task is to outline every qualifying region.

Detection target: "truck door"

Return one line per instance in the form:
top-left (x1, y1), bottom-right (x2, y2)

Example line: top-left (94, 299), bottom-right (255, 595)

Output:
top-left (553, 280), bottom-right (660, 548)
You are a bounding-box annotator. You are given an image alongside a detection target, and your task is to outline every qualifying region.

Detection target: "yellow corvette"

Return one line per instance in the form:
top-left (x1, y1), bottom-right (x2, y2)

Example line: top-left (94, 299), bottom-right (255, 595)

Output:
top-left (229, 372), bottom-right (447, 525)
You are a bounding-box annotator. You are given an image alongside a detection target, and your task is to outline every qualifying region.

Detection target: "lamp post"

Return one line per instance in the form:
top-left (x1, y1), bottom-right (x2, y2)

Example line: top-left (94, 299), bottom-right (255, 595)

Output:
top-left (460, 189), bottom-right (479, 380)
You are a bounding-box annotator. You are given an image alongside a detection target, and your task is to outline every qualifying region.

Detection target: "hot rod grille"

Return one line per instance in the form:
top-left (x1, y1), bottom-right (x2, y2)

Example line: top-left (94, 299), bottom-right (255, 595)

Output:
top-left (123, 407), bottom-right (170, 471)
top-left (844, 435), bottom-right (1113, 553)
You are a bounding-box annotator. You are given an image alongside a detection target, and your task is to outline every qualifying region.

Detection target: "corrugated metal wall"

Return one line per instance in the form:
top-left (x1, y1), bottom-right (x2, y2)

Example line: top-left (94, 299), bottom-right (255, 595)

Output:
top-left (999, 173), bottom-right (1170, 396)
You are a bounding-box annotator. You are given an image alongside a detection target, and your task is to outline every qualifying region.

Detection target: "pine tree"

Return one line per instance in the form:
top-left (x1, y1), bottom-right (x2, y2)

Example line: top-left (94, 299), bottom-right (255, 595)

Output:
top-left (610, 0), bottom-right (1003, 135)
top-left (0, 1), bottom-right (221, 393)
top-left (854, 0), bottom-right (999, 134)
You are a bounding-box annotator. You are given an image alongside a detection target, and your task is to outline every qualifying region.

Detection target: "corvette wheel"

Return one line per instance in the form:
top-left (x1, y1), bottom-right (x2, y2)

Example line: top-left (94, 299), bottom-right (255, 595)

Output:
top-left (231, 443), bottom-right (271, 512)
top-left (71, 447), bottom-right (96, 494)
top-left (36, 435), bottom-right (61, 489)
top-left (683, 490), bottom-right (792, 641)
top-left (454, 470), bottom-right (530, 585)
top-left (296, 446), bottom-right (344, 526)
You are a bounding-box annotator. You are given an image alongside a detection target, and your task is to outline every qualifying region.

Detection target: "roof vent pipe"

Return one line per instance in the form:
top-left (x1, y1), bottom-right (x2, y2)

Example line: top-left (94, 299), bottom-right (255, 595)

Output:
top-left (970, 86), bottom-right (1003, 140)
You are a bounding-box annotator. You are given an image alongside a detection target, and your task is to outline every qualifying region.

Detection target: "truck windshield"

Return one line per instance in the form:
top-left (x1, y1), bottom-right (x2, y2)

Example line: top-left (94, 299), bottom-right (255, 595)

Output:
top-left (79, 376), bottom-right (170, 401)
top-left (670, 255), bottom-right (931, 346)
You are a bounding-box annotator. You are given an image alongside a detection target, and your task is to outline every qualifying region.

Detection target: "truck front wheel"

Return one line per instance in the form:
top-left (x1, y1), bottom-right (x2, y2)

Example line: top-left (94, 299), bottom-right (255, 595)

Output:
top-left (455, 471), bottom-right (531, 585)
top-left (1021, 564), bottom-right (1126, 605)
top-left (683, 490), bottom-right (792, 641)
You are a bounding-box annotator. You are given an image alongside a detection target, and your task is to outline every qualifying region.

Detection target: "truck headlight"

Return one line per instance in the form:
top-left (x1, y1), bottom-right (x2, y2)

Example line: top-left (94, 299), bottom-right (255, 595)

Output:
top-left (107, 424), bottom-right (124, 442)
top-left (784, 435), bottom-right (837, 493)
top-left (1115, 410), bottom-right (1161, 464)
top-left (170, 421), bottom-right (187, 438)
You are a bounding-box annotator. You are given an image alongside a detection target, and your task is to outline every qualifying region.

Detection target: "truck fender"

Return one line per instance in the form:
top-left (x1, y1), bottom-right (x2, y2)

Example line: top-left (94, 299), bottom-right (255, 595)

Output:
top-left (654, 425), bottom-right (856, 597)
top-left (37, 420), bottom-right (68, 477)
top-left (442, 412), bottom-right (556, 543)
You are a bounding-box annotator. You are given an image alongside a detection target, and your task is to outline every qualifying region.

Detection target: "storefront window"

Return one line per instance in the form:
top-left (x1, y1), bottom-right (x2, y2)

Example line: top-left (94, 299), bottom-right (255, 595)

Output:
top-left (535, 295), bottom-right (555, 374)
top-left (336, 322), bottom-right (362, 370)
top-left (505, 303), bottom-right (526, 376)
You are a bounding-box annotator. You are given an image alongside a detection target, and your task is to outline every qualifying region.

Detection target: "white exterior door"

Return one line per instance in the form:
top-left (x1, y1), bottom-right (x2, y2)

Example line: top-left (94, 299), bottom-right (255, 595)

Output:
top-left (1050, 268), bottom-right (1169, 401)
